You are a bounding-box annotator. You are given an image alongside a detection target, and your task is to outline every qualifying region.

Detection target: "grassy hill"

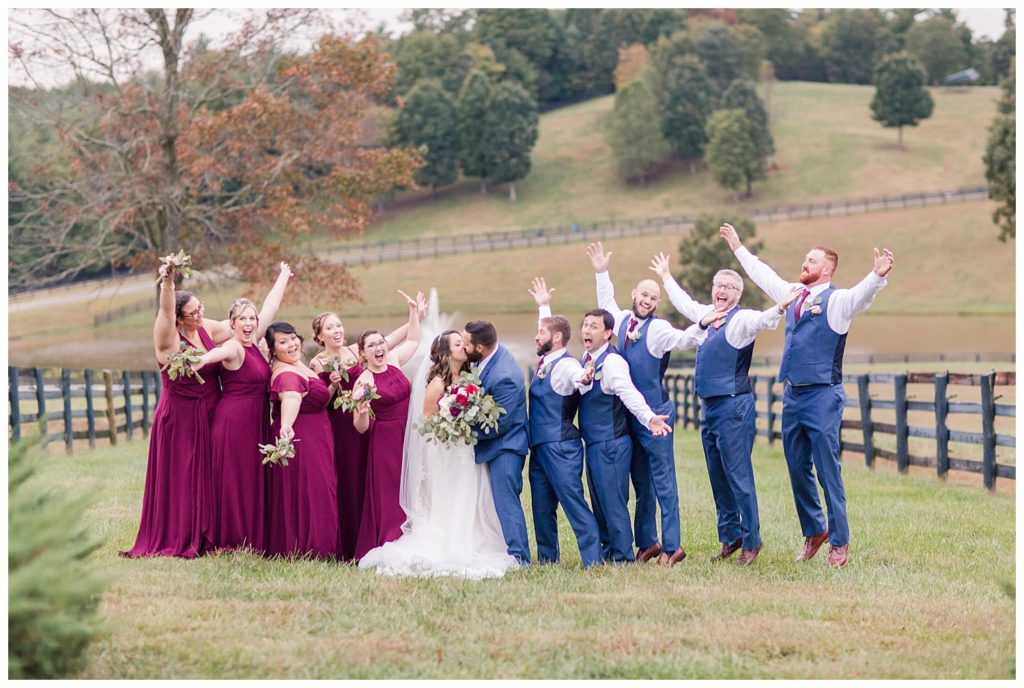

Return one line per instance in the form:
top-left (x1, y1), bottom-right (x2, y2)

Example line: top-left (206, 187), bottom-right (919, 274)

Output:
top-left (340, 81), bottom-right (999, 243)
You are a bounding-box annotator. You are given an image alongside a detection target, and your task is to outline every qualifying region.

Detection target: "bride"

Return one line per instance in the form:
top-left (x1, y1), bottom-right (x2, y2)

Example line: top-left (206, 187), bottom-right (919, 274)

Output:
top-left (357, 328), bottom-right (519, 579)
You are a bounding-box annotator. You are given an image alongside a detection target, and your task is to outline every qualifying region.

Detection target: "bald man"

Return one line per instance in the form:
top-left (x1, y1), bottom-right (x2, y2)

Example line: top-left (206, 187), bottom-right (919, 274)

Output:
top-left (586, 242), bottom-right (697, 567)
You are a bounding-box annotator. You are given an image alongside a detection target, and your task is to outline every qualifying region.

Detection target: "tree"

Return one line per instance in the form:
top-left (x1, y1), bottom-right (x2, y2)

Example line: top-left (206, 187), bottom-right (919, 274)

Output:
top-left (991, 12), bottom-right (1015, 82)
top-left (737, 9), bottom-right (826, 82)
top-left (390, 80), bottom-right (459, 192)
top-left (870, 52), bottom-right (934, 147)
top-left (613, 43), bottom-right (649, 90)
top-left (695, 24), bottom-right (751, 92)
top-left (8, 10), bottom-right (421, 299)
top-left (480, 81), bottom-right (539, 201)
top-left (389, 30), bottom-right (467, 97)
top-left (721, 79), bottom-right (774, 158)
top-left (705, 109), bottom-right (765, 200)
top-left (456, 70), bottom-right (495, 192)
top-left (817, 9), bottom-right (890, 84)
top-left (648, 35), bottom-right (716, 171)
top-left (904, 16), bottom-right (969, 84)
top-left (608, 75), bottom-right (672, 182)
top-left (984, 59), bottom-right (1015, 241)
top-left (666, 212), bottom-right (767, 329)
top-left (732, 24), bottom-right (768, 81)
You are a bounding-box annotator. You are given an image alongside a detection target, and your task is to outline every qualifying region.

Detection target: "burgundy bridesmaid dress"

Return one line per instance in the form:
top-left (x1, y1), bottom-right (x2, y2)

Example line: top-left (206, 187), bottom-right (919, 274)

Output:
top-left (123, 327), bottom-right (221, 558)
top-left (265, 371), bottom-right (339, 559)
top-left (209, 344), bottom-right (271, 551)
top-left (353, 365), bottom-right (411, 561)
top-left (320, 363), bottom-right (368, 562)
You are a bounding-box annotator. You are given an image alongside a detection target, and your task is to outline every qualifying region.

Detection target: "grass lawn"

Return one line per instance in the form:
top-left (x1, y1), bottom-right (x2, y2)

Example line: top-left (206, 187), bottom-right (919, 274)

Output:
top-left (24, 430), bottom-right (1015, 679)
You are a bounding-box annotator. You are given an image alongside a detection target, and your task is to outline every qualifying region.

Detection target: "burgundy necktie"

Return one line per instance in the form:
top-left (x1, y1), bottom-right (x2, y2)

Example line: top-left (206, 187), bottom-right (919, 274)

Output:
top-left (794, 289), bottom-right (811, 320)
top-left (534, 357), bottom-right (544, 378)
top-left (625, 318), bottom-right (637, 349)
top-left (583, 352), bottom-right (592, 366)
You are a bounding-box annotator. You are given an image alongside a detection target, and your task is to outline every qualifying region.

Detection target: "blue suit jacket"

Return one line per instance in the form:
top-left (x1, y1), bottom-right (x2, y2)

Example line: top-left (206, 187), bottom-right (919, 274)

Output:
top-left (474, 345), bottom-right (530, 464)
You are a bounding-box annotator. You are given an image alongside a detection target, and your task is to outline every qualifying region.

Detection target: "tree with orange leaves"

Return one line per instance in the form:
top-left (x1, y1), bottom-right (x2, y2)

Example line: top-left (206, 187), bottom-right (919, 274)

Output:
top-left (9, 9), bottom-right (421, 301)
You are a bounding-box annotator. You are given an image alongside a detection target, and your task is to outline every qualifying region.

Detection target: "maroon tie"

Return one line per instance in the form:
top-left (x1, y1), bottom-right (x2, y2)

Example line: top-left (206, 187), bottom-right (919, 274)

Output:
top-left (534, 357), bottom-right (544, 378)
top-left (794, 289), bottom-right (811, 320)
top-left (583, 352), bottom-right (592, 366)
top-left (625, 318), bottom-right (637, 348)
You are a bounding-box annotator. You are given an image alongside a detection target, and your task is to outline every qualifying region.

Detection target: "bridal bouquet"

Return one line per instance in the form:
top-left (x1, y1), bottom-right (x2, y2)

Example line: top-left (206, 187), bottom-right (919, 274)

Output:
top-left (155, 249), bottom-right (199, 285)
top-left (259, 436), bottom-right (298, 467)
top-left (333, 383), bottom-right (381, 417)
top-left (418, 372), bottom-right (506, 447)
top-left (161, 341), bottom-right (206, 384)
top-left (319, 355), bottom-right (351, 382)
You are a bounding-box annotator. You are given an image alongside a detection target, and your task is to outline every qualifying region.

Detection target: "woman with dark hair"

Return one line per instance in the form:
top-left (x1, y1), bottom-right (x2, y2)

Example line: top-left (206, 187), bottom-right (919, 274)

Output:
top-left (308, 299), bottom-right (425, 561)
top-left (193, 263), bottom-right (292, 551)
top-left (263, 320), bottom-right (340, 559)
top-left (358, 330), bottom-right (517, 579)
top-left (351, 290), bottom-right (425, 560)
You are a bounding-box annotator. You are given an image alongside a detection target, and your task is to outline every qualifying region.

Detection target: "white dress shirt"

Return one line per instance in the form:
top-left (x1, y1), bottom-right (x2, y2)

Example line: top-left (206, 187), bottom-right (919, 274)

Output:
top-left (733, 246), bottom-right (888, 334)
top-left (535, 347), bottom-right (588, 397)
top-left (660, 275), bottom-right (784, 348)
top-left (575, 342), bottom-right (656, 428)
top-left (595, 271), bottom-right (707, 354)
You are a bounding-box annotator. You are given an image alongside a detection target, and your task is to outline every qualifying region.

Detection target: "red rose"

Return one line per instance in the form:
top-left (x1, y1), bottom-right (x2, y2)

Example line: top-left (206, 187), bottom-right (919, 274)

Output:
top-left (466, 384), bottom-right (479, 394)
top-left (450, 406), bottom-right (461, 417)
top-left (455, 393), bottom-right (469, 406)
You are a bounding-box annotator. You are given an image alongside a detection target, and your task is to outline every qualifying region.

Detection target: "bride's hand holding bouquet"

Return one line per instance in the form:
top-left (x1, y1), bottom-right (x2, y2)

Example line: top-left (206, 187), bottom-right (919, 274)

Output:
top-left (418, 371), bottom-right (506, 447)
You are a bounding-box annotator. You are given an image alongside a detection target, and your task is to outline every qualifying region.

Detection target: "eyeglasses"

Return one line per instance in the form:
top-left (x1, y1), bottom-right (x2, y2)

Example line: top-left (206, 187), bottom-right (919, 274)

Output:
top-left (364, 340), bottom-right (386, 350)
top-left (712, 283), bottom-right (740, 292)
top-left (182, 302), bottom-right (205, 319)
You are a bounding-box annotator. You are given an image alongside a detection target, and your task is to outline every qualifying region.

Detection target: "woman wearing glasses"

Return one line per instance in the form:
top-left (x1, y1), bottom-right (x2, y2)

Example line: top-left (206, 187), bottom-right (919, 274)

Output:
top-left (351, 290), bottom-right (425, 561)
top-left (123, 263), bottom-right (291, 558)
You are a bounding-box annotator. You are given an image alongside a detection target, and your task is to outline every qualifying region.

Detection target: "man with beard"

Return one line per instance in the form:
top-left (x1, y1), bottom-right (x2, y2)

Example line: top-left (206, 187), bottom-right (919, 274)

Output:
top-left (586, 242), bottom-right (707, 567)
top-left (720, 223), bottom-right (894, 568)
top-left (525, 277), bottom-right (602, 568)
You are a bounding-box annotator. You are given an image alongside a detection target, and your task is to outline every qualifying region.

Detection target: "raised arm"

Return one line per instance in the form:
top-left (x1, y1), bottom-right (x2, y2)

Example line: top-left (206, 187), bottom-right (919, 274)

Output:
top-left (153, 266), bottom-right (180, 360)
top-left (720, 223), bottom-right (794, 303)
top-left (196, 337), bottom-right (242, 368)
top-left (386, 290), bottom-right (424, 367)
top-left (530, 276), bottom-right (555, 326)
top-left (650, 251), bottom-right (711, 324)
top-left (826, 249), bottom-right (893, 331)
top-left (255, 262), bottom-right (293, 341)
top-left (383, 292), bottom-right (428, 349)
top-left (587, 242), bottom-right (623, 319)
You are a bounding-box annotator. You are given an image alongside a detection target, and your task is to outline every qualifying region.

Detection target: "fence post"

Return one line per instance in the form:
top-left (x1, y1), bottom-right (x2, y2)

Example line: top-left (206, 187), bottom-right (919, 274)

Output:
top-left (61, 368), bottom-right (73, 454)
top-left (9, 366), bottom-right (21, 442)
top-left (857, 375), bottom-right (875, 468)
top-left (35, 367), bottom-right (47, 443)
top-left (765, 377), bottom-right (776, 445)
top-left (933, 373), bottom-right (950, 479)
top-left (980, 372), bottom-right (997, 490)
top-left (103, 369), bottom-right (117, 446)
top-left (84, 369), bottom-right (96, 448)
top-left (692, 382), bottom-right (702, 429)
top-left (141, 371), bottom-right (152, 435)
top-left (894, 374), bottom-right (909, 473)
top-left (122, 370), bottom-right (133, 441)
top-left (681, 375), bottom-right (691, 429)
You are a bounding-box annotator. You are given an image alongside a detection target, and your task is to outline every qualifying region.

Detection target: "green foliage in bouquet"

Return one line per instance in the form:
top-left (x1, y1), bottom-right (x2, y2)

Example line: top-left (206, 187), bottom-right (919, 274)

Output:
top-left (333, 383), bottom-right (381, 418)
top-left (319, 356), bottom-right (351, 382)
top-left (161, 341), bottom-right (206, 384)
top-left (259, 436), bottom-right (299, 467)
top-left (154, 249), bottom-right (199, 285)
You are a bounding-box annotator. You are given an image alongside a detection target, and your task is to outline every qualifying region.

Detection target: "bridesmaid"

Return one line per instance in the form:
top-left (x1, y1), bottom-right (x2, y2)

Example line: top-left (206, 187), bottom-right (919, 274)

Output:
top-left (194, 262), bottom-right (293, 551)
top-left (265, 321), bottom-right (340, 559)
top-left (309, 300), bottom-right (425, 562)
top-left (123, 265), bottom-right (222, 558)
top-left (352, 290), bottom-right (425, 560)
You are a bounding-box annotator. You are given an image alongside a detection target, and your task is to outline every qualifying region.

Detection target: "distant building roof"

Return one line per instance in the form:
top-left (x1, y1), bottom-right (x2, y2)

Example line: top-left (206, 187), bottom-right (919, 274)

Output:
top-left (943, 68), bottom-right (980, 85)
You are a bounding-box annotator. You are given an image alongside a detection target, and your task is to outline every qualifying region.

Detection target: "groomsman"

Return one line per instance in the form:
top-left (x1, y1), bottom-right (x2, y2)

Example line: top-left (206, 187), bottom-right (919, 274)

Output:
top-left (576, 308), bottom-right (694, 563)
top-left (525, 277), bottom-right (603, 568)
top-left (586, 242), bottom-right (699, 567)
top-left (720, 223), bottom-right (894, 568)
top-left (650, 253), bottom-right (799, 566)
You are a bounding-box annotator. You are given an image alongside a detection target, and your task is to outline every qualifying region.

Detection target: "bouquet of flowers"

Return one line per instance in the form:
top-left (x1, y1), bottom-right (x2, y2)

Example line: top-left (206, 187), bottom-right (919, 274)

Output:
top-left (161, 341), bottom-right (206, 384)
top-left (418, 372), bottom-right (506, 447)
top-left (333, 383), bottom-right (381, 417)
top-left (155, 249), bottom-right (199, 285)
top-left (259, 436), bottom-right (299, 467)
top-left (319, 356), bottom-right (351, 382)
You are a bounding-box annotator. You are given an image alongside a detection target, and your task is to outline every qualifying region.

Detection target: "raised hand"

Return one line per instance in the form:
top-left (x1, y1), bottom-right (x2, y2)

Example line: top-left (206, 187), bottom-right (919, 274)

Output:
top-left (279, 261), bottom-right (293, 278)
top-left (647, 415), bottom-right (673, 437)
top-left (719, 223), bottom-right (742, 251)
top-left (873, 247), bottom-right (894, 277)
top-left (777, 285), bottom-right (804, 313)
top-left (528, 277), bottom-right (555, 307)
top-left (586, 242), bottom-right (612, 273)
top-left (700, 308), bottom-right (730, 329)
top-left (158, 263), bottom-right (174, 286)
top-left (397, 289), bottom-right (424, 312)
top-left (649, 252), bottom-right (672, 281)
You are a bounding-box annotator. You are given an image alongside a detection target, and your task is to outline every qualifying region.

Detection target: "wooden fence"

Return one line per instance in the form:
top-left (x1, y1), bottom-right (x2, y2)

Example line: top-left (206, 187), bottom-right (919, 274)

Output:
top-left (664, 371), bottom-right (1015, 490)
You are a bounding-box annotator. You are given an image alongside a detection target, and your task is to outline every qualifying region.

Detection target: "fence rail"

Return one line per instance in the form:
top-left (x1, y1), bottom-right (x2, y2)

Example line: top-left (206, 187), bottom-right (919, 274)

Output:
top-left (93, 299), bottom-right (155, 326)
top-left (667, 351), bottom-right (1016, 368)
top-left (323, 185), bottom-right (988, 266)
top-left (663, 370), bottom-right (1015, 490)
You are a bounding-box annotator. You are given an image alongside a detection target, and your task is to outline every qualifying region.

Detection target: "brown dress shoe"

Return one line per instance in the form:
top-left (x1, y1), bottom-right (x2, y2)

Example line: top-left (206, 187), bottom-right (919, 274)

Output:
top-left (710, 538), bottom-right (743, 562)
top-left (635, 542), bottom-right (662, 563)
top-left (827, 544), bottom-right (849, 568)
top-left (795, 530), bottom-right (829, 562)
top-left (736, 543), bottom-right (763, 567)
top-left (657, 548), bottom-right (687, 567)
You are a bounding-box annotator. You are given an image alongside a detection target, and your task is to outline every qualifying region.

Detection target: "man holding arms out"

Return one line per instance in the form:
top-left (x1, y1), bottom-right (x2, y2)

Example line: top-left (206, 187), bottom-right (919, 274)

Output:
top-left (720, 223), bottom-right (894, 568)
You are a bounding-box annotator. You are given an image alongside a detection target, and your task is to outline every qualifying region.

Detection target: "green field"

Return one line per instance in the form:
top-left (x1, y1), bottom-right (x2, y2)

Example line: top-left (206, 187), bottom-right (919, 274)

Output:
top-left (20, 431), bottom-right (1015, 679)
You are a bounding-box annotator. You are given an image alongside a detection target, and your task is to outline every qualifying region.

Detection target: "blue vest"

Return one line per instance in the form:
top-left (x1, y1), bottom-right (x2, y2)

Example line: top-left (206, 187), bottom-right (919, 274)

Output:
top-left (528, 354), bottom-right (581, 447)
top-left (694, 305), bottom-right (755, 399)
top-left (777, 287), bottom-right (847, 385)
top-left (617, 316), bottom-right (671, 407)
top-left (577, 346), bottom-right (630, 444)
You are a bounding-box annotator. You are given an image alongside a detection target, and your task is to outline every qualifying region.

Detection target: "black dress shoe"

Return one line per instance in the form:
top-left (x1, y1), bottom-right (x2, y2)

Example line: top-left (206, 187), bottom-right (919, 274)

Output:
top-left (635, 542), bottom-right (663, 563)
top-left (710, 538), bottom-right (743, 562)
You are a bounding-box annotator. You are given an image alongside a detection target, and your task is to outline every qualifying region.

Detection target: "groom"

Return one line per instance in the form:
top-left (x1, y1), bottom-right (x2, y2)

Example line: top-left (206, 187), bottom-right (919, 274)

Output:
top-left (463, 320), bottom-right (531, 565)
